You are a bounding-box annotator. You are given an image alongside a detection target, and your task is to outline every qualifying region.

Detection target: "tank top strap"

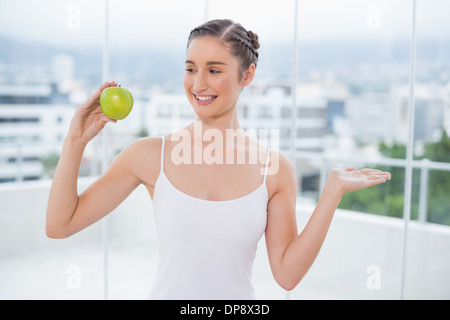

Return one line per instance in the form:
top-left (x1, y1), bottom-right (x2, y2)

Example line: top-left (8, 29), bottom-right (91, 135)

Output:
top-left (263, 148), bottom-right (271, 184)
top-left (160, 136), bottom-right (165, 173)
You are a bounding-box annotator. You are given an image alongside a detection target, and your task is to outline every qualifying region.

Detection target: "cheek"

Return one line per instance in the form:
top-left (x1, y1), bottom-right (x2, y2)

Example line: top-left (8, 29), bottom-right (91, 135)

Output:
top-left (183, 74), bottom-right (192, 90)
top-left (214, 77), bottom-right (237, 96)
top-left (183, 75), bottom-right (195, 100)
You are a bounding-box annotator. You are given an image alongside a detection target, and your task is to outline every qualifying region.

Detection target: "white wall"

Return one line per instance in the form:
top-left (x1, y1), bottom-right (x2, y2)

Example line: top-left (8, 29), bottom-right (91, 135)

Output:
top-left (0, 179), bottom-right (449, 299)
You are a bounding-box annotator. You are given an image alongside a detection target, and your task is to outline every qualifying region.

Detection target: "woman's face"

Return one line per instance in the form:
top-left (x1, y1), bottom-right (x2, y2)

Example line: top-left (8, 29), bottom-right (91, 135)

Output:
top-left (184, 36), bottom-right (254, 120)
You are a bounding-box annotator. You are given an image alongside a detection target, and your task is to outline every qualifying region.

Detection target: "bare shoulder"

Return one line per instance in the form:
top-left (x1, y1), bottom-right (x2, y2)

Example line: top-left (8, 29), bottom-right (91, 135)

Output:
top-left (123, 136), bottom-right (161, 155)
top-left (266, 150), bottom-right (297, 200)
top-left (111, 136), bottom-right (163, 187)
top-left (114, 136), bottom-right (161, 163)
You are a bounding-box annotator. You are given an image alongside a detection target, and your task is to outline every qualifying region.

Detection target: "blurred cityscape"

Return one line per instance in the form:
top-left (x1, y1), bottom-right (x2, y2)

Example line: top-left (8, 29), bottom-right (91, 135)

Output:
top-left (2, 2), bottom-right (450, 300)
top-left (0, 36), bottom-right (449, 190)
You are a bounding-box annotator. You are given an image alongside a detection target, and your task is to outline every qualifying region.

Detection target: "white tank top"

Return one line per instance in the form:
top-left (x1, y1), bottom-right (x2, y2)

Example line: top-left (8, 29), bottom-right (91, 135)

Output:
top-left (149, 136), bottom-right (270, 299)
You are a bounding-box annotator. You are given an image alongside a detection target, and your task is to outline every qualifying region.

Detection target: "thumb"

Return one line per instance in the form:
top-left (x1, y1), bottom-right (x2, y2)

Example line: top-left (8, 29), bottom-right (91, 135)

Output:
top-left (97, 114), bottom-right (117, 131)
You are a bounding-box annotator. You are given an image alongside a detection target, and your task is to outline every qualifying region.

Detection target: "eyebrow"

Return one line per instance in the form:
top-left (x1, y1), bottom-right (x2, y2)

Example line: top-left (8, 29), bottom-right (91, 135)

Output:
top-left (185, 60), bottom-right (228, 66)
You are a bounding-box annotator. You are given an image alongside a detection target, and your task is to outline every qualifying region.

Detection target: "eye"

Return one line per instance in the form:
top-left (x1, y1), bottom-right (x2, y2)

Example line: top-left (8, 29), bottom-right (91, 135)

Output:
top-left (209, 69), bottom-right (221, 75)
top-left (185, 67), bottom-right (196, 73)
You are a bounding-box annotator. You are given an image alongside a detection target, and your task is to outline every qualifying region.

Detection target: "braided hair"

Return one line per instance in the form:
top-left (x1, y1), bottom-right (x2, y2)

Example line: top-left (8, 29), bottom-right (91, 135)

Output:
top-left (187, 19), bottom-right (260, 76)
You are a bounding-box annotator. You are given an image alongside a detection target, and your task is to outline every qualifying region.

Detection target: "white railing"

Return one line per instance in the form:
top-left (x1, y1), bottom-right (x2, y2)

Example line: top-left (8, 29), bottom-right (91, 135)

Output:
top-left (295, 150), bottom-right (450, 224)
top-left (2, 139), bottom-right (450, 225)
top-left (0, 136), bottom-right (134, 182)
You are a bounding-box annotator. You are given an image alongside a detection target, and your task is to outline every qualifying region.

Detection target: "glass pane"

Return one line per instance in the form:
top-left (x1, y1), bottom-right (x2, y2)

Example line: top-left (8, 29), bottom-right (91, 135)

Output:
top-left (106, 0), bottom-right (205, 299)
top-left (0, 0), bottom-right (104, 299)
top-left (208, 0), bottom-right (295, 300)
top-left (406, 0), bottom-right (450, 299)
top-left (291, 0), bottom-right (412, 299)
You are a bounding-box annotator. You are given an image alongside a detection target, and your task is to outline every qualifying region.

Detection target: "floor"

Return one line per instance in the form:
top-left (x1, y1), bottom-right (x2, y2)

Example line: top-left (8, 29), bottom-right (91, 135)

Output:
top-left (0, 242), bottom-right (287, 300)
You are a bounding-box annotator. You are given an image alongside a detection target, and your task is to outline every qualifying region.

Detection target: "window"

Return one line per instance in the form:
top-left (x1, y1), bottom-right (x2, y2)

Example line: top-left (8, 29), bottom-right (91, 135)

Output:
top-left (0, 0), bottom-right (449, 300)
top-left (0, 0), bottom-right (104, 298)
top-left (0, 117), bottom-right (40, 123)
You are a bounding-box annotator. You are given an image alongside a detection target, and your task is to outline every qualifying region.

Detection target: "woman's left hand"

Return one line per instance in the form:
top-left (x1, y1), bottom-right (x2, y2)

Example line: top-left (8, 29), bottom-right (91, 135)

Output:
top-left (326, 167), bottom-right (391, 196)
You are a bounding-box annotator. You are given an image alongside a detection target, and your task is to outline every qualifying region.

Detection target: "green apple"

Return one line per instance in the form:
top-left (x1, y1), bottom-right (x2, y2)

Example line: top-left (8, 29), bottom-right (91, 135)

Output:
top-left (99, 86), bottom-right (134, 120)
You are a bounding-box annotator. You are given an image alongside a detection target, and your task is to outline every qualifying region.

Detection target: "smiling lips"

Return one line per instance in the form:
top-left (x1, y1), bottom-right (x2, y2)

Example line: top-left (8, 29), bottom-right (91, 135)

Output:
top-left (193, 93), bottom-right (217, 104)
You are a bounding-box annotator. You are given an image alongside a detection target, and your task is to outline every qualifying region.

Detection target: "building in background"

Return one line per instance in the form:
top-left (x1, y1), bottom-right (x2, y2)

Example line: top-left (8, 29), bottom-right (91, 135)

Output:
top-left (0, 83), bottom-right (73, 182)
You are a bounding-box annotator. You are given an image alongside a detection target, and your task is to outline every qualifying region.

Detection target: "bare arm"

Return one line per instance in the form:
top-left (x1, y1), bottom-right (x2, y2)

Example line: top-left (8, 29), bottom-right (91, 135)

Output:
top-left (265, 154), bottom-right (391, 290)
top-left (45, 81), bottom-right (140, 238)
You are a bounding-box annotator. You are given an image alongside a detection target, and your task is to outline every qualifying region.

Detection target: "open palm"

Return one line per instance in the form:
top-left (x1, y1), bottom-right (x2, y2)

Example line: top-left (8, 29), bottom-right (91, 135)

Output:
top-left (327, 167), bottom-right (391, 196)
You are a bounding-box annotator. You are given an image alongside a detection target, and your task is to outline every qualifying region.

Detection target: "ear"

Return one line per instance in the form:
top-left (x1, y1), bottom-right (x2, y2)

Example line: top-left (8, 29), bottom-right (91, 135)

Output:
top-left (240, 64), bottom-right (256, 88)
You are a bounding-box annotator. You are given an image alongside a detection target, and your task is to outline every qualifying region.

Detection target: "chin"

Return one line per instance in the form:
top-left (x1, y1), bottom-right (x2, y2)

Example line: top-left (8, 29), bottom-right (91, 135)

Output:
top-left (192, 107), bottom-right (216, 120)
top-left (189, 100), bottom-right (216, 118)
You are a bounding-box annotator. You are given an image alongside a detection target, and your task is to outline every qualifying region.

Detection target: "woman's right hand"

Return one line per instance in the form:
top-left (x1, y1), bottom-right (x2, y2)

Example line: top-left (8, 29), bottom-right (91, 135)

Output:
top-left (67, 81), bottom-right (118, 144)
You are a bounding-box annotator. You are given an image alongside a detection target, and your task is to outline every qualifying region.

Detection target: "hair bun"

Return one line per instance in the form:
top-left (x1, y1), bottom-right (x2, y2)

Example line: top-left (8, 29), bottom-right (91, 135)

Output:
top-left (247, 30), bottom-right (260, 50)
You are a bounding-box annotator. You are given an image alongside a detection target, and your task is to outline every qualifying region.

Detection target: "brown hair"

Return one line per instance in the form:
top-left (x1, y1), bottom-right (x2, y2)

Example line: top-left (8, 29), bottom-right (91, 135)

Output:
top-left (187, 19), bottom-right (260, 76)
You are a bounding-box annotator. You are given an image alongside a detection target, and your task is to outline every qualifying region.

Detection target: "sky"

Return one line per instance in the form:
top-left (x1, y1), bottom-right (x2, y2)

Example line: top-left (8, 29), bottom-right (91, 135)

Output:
top-left (0, 0), bottom-right (449, 49)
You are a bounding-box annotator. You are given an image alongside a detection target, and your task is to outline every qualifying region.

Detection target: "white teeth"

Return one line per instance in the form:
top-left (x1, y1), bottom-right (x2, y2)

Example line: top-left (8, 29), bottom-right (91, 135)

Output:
top-left (195, 94), bottom-right (216, 101)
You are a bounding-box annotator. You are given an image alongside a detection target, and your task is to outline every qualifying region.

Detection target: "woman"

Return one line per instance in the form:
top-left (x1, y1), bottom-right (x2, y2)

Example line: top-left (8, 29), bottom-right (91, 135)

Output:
top-left (46, 19), bottom-right (391, 299)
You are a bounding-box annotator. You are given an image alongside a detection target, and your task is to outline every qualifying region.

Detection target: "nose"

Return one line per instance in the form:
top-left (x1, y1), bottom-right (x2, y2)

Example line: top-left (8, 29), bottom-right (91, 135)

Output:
top-left (193, 71), bottom-right (208, 92)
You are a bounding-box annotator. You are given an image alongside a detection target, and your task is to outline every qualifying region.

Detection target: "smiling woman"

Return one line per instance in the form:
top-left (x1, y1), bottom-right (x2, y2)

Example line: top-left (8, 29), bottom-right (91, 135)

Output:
top-left (2, 0), bottom-right (449, 302)
top-left (45, 17), bottom-right (390, 300)
top-left (183, 19), bottom-right (258, 121)
top-left (183, 36), bottom-right (253, 119)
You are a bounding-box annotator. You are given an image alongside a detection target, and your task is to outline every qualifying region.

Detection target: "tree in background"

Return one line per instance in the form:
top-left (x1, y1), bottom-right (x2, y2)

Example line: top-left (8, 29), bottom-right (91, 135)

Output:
top-left (338, 129), bottom-right (450, 226)
top-left (423, 130), bottom-right (450, 225)
top-left (40, 152), bottom-right (60, 179)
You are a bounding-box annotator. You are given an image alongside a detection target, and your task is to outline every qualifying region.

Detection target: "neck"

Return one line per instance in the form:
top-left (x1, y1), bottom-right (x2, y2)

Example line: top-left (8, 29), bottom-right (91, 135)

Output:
top-left (193, 107), bottom-right (241, 135)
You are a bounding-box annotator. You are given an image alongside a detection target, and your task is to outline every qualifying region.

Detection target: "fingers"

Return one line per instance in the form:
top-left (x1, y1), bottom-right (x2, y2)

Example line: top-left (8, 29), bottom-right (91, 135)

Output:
top-left (82, 81), bottom-right (118, 111)
top-left (362, 169), bottom-right (391, 183)
top-left (368, 175), bottom-right (391, 187)
top-left (346, 167), bottom-right (391, 181)
top-left (368, 175), bottom-right (390, 183)
top-left (93, 109), bottom-right (117, 132)
top-left (360, 168), bottom-right (381, 174)
top-left (91, 105), bottom-right (117, 122)
top-left (98, 115), bottom-right (117, 130)
top-left (360, 168), bottom-right (390, 176)
top-left (90, 82), bottom-right (110, 103)
top-left (94, 81), bottom-right (118, 99)
top-left (102, 114), bottom-right (118, 124)
top-left (345, 167), bottom-right (391, 185)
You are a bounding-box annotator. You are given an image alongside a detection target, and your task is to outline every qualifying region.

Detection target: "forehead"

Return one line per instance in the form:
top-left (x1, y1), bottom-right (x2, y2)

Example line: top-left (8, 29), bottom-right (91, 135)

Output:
top-left (186, 36), bottom-right (237, 65)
